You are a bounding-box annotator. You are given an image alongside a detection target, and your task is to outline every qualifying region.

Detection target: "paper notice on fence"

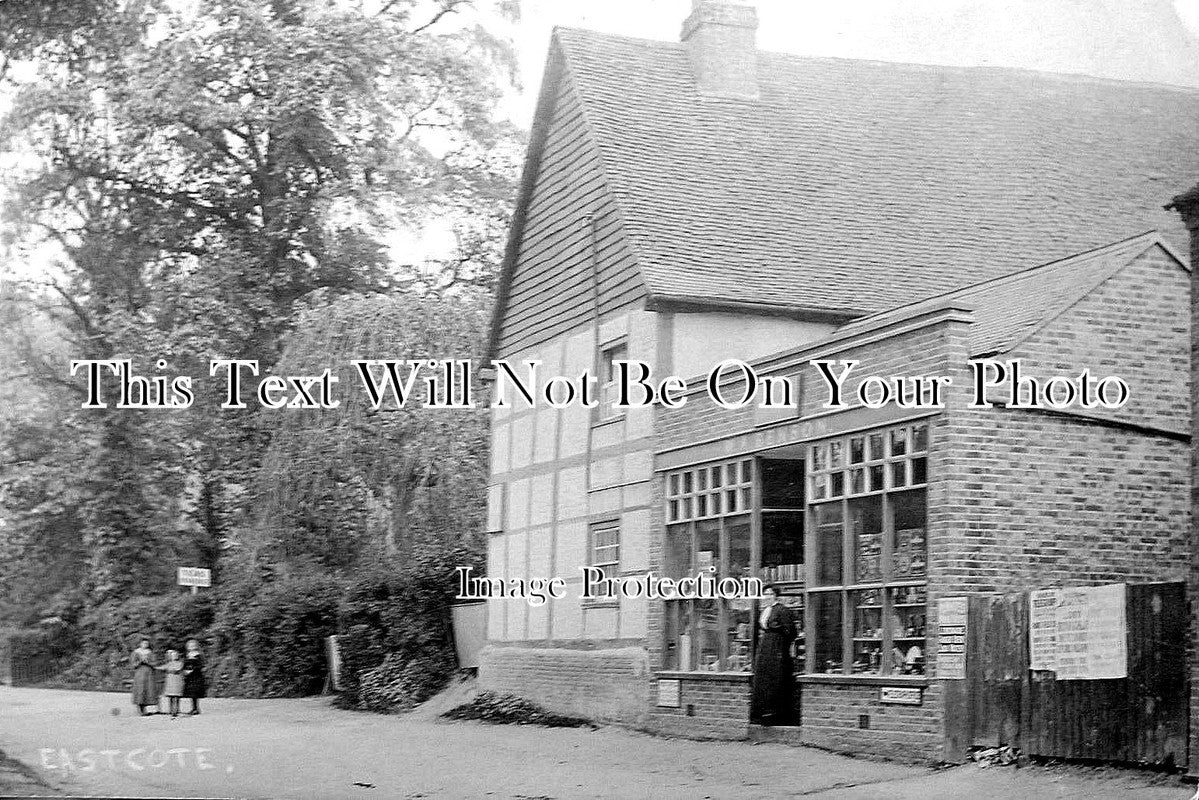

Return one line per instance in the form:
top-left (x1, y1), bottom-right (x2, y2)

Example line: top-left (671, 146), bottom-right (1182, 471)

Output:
top-left (1029, 589), bottom-right (1059, 671)
top-left (937, 596), bottom-right (968, 679)
top-left (1054, 583), bottom-right (1127, 680)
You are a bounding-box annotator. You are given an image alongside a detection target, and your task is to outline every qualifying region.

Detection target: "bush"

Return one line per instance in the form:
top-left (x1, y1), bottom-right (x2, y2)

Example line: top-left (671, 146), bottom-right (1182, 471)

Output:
top-left (45, 594), bottom-right (212, 690)
top-left (238, 573), bottom-right (342, 696)
top-left (334, 564), bottom-right (458, 710)
top-left (442, 692), bottom-right (591, 728)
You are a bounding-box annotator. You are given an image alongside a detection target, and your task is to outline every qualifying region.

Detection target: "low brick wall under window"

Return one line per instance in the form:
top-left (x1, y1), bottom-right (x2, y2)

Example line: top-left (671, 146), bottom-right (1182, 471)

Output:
top-left (477, 645), bottom-right (650, 725)
top-left (645, 673), bottom-right (751, 740)
top-left (799, 681), bottom-right (941, 762)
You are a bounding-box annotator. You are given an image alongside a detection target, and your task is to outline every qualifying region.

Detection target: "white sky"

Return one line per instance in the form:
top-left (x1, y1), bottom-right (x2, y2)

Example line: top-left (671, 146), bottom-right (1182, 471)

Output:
top-left (504, 0), bottom-right (1199, 121)
top-left (6, 0), bottom-right (1199, 273)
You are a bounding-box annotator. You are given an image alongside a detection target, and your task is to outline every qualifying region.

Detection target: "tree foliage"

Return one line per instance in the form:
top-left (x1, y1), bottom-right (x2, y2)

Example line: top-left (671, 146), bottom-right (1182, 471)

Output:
top-left (254, 291), bottom-right (490, 570)
top-left (0, 0), bottom-right (518, 620)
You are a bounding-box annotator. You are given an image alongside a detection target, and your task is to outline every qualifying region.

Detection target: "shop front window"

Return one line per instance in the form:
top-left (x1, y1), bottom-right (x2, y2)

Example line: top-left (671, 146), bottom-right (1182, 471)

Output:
top-left (806, 421), bottom-right (930, 676)
top-left (661, 455), bottom-right (802, 673)
top-left (660, 421), bottom-right (927, 678)
top-left (662, 513), bottom-right (753, 672)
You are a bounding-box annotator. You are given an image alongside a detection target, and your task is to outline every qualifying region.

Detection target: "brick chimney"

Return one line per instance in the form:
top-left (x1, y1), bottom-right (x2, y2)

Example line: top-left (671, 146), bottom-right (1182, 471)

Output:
top-left (680, 0), bottom-right (760, 99)
top-left (1168, 185), bottom-right (1199, 270)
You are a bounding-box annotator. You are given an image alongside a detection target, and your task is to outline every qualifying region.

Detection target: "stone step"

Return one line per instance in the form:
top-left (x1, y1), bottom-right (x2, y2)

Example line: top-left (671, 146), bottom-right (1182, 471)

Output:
top-left (748, 724), bottom-right (804, 745)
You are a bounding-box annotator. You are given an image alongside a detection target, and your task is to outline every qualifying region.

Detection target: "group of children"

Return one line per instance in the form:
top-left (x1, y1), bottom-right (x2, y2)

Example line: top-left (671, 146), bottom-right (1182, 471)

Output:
top-left (129, 637), bottom-right (207, 717)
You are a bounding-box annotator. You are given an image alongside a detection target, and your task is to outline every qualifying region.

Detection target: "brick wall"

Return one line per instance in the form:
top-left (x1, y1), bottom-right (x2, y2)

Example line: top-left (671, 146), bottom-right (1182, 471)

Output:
top-left (645, 675), bottom-right (751, 740)
top-left (800, 682), bottom-right (942, 761)
top-left (477, 645), bottom-right (650, 725)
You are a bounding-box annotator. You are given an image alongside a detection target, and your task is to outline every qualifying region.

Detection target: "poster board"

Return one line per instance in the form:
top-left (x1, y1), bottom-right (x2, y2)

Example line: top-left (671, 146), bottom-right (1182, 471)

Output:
top-left (1027, 583), bottom-right (1126, 679)
top-left (937, 596), bottom-right (968, 679)
top-left (1029, 588), bottom-right (1058, 671)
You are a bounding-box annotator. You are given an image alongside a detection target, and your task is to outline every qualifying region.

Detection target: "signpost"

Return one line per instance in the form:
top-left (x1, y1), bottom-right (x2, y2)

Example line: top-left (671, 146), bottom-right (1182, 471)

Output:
top-left (177, 567), bottom-right (212, 595)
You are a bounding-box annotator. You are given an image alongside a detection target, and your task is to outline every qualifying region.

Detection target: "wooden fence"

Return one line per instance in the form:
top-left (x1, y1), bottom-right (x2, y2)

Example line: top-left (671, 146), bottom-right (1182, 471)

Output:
top-left (944, 582), bottom-right (1187, 767)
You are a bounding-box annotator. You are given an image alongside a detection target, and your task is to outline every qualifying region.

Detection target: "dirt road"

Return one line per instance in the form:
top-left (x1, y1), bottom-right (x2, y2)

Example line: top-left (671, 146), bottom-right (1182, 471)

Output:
top-left (0, 686), bottom-right (1191, 799)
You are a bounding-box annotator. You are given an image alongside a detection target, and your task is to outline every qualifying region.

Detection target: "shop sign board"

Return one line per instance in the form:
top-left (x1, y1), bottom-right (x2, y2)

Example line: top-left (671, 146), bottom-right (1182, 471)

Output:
top-left (657, 679), bottom-right (681, 708)
top-left (937, 596), bottom-right (968, 679)
top-left (879, 686), bottom-right (922, 705)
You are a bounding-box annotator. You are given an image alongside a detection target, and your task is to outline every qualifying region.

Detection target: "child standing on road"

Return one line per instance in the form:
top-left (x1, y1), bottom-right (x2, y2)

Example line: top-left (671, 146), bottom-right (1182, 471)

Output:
top-left (159, 649), bottom-right (185, 718)
top-left (182, 638), bottom-right (206, 715)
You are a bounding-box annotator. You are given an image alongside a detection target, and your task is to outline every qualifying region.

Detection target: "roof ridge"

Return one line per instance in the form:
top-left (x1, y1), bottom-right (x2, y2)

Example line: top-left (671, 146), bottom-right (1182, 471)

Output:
top-left (553, 27), bottom-right (1199, 96)
top-left (849, 230), bottom-right (1161, 327)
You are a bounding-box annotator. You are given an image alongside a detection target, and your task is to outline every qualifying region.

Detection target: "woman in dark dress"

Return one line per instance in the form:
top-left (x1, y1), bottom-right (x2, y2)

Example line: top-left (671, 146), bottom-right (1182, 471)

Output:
top-left (750, 584), bottom-right (797, 726)
top-left (181, 638), bottom-right (207, 715)
top-left (129, 638), bottom-right (158, 716)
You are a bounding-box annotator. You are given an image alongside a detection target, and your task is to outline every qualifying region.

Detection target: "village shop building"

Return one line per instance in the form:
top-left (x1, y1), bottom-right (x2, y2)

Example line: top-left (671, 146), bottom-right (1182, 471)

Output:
top-left (479, 1), bottom-right (1199, 763)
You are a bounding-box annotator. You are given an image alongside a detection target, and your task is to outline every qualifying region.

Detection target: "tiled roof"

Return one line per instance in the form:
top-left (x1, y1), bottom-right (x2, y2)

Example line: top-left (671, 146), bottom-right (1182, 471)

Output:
top-left (554, 28), bottom-right (1199, 315)
top-left (834, 231), bottom-right (1182, 356)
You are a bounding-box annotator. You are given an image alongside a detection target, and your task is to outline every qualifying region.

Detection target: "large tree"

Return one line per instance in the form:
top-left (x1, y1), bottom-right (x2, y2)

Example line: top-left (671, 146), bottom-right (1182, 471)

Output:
top-left (0, 0), bottom-right (520, 609)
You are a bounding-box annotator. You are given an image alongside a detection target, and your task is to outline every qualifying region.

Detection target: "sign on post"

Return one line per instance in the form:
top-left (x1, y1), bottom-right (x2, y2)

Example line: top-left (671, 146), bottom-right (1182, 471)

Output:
top-left (177, 567), bottom-right (211, 595)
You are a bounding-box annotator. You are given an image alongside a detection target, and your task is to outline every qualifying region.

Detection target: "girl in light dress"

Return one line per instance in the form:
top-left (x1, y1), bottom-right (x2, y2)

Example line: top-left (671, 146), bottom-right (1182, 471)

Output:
top-left (158, 649), bottom-right (185, 718)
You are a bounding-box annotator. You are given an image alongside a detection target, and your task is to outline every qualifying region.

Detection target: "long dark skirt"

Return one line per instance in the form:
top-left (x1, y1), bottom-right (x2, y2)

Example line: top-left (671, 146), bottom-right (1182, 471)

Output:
top-left (750, 630), bottom-right (794, 724)
top-left (182, 655), bottom-right (206, 699)
top-left (130, 664), bottom-right (157, 707)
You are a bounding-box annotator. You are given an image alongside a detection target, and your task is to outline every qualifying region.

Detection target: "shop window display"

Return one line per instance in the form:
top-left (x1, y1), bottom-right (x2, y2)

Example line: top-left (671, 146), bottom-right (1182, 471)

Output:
top-left (804, 421), bottom-right (929, 677)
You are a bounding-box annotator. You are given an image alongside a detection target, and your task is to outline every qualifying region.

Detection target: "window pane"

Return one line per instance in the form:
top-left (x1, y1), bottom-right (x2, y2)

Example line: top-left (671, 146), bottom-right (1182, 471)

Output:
top-left (891, 490), bottom-right (927, 579)
top-left (811, 475), bottom-right (827, 501)
top-left (695, 598), bottom-right (721, 671)
top-left (868, 433), bottom-right (884, 461)
top-left (665, 524), bottom-right (691, 580)
top-left (891, 461), bottom-right (907, 488)
top-left (698, 469), bottom-right (708, 491)
top-left (711, 466), bottom-right (723, 488)
top-left (740, 459), bottom-right (752, 484)
top-left (911, 456), bottom-right (928, 485)
top-left (696, 520), bottom-right (720, 574)
top-left (726, 489), bottom-right (738, 512)
top-left (812, 592), bottom-right (843, 674)
top-left (696, 494), bottom-right (707, 517)
top-left (868, 465), bottom-right (884, 492)
top-left (849, 437), bottom-right (865, 464)
top-left (829, 441), bottom-right (843, 468)
top-left (849, 496), bottom-right (883, 584)
top-left (669, 473), bottom-right (680, 496)
top-left (890, 428), bottom-right (907, 457)
top-left (728, 599), bottom-right (753, 672)
top-left (849, 467), bottom-right (865, 495)
top-left (683, 471), bottom-right (694, 493)
top-left (669, 500), bottom-right (679, 522)
top-left (813, 502), bottom-right (843, 586)
top-left (709, 491), bottom-right (722, 516)
top-left (830, 471), bottom-right (844, 497)
top-left (727, 519), bottom-right (752, 580)
top-left (812, 445), bottom-right (827, 472)
top-left (663, 601), bottom-right (684, 670)
top-left (851, 588), bottom-right (884, 674)
top-left (912, 423), bottom-right (929, 453)
top-left (888, 587), bottom-right (926, 675)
